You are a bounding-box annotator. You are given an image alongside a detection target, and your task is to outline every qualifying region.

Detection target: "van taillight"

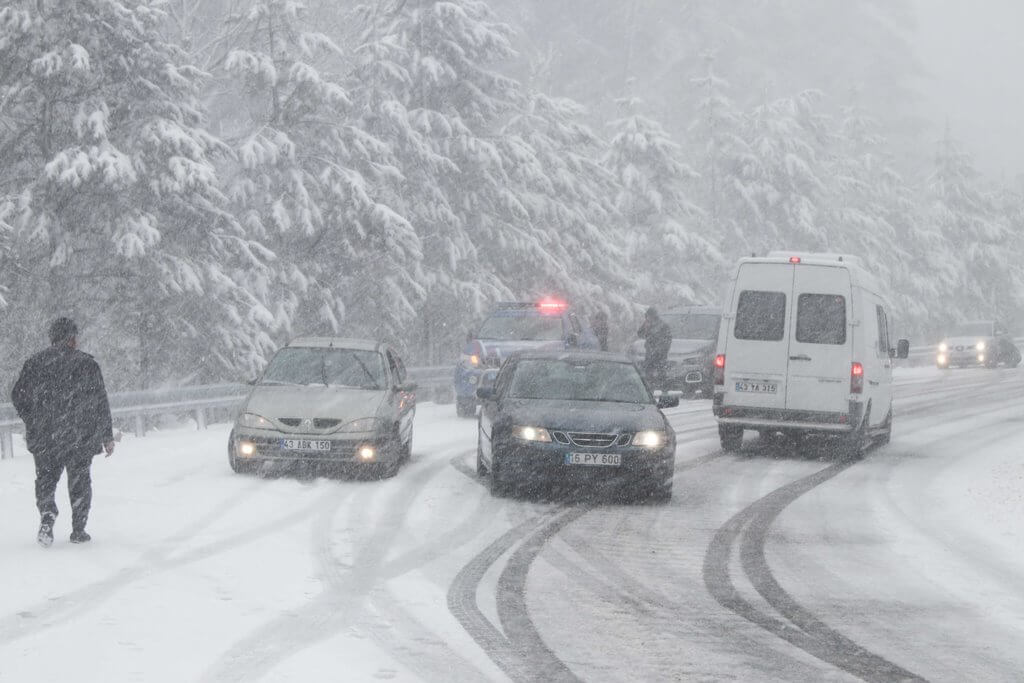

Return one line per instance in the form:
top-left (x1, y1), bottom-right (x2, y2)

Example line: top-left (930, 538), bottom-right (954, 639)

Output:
top-left (714, 354), bottom-right (726, 385)
top-left (850, 362), bottom-right (864, 394)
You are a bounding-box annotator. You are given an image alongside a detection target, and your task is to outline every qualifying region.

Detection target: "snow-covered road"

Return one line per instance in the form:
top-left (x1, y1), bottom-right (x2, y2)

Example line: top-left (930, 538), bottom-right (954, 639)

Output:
top-left (2, 367), bottom-right (1023, 682)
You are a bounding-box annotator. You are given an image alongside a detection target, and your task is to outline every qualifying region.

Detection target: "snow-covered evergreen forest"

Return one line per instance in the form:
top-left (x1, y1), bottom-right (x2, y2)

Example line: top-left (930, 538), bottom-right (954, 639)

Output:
top-left (2, 0), bottom-right (1022, 389)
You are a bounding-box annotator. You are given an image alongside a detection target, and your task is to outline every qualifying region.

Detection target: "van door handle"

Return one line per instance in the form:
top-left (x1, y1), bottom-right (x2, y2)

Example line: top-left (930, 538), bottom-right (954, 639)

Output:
top-left (868, 380), bottom-right (880, 386)
top-left (789, 354), bottom-right (812, 361)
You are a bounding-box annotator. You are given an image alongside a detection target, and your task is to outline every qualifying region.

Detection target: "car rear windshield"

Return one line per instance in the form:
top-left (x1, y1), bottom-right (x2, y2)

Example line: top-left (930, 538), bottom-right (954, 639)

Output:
top-left (261, 348), bottom-right (386, 389)
top-left (476, 313), bottom-right (564, 341)
top-left (734, 291), bottom-right (786, 341)
top-left (796, 294), bottom-right (847, 345)
top-left (507, 359), bottom-right (651, 404)
top-left (663, 313), bottom-right (720, 340)
top-left (951, 322), bottom-right (993, 337)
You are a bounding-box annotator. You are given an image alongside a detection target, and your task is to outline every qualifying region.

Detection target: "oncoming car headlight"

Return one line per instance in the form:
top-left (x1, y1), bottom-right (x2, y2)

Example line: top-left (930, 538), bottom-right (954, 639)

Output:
top-left (632, 430), bottom-right (667, 448)
top-left (976, 340), bottom-right (986, 351)
top-left (238, 412), bottom-right (274, 430)
top-left (337, 417), bottom-right (385, 433)
top-left (513, 426), bottom-right (551, 442)
top-left (938, 342), bottom-right (948, 353)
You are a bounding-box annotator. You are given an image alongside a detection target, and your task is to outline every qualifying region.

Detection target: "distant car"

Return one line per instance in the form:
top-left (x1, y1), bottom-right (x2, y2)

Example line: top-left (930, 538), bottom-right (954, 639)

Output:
top-left (936, 321), bottom-right (1021, 369)
top-left (454, 299), bottom-right (599, 417)
top-left (627, 305), bottom-right (721, 396)
top-left (475, 351), bottom-right (678, 502)
top-left (229, 338), bottom-right (417, 477)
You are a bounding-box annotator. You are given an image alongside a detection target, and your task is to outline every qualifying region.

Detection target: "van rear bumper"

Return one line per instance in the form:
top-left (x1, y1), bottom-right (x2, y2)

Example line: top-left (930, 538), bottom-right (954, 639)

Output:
top-left (713, 402), bottom-right (862, 433)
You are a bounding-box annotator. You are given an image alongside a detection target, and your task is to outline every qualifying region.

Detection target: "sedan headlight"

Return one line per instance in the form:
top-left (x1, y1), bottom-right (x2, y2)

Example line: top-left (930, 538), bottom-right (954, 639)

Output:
top-left (513, 425), bottom-right (552, 442)
top-left (238, 412), bottom-right (274, 430)
top-left (336, 417), bottom-right (385, 433)
top-left (938, 342), bottom-right (948, 353)
top-left (633, 430), bottom-right (667, 448)
top-left (976, 340), bottom-right (986, 351)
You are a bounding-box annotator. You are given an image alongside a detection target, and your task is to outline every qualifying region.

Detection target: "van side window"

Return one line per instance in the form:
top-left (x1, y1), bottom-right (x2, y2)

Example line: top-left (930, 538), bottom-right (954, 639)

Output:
top-left (796, 294), bottom-right (846, 345)
top-left (735, 291), bottom-right (786, 341)
top-left (875, 306), bottom-right (890, 356)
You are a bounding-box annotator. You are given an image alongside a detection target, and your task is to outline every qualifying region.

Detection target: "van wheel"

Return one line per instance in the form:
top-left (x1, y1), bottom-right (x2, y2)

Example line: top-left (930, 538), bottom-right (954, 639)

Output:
top-left (842, 407), bottom-right (870, 459)
top-left (719, 426), bottom-right (743, 453)
top-left (878, 409), bottom-right (893, 445)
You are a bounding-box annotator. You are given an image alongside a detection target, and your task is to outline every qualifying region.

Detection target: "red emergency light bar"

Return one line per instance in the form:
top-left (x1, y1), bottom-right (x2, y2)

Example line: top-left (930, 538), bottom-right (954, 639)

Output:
top-left (789, 256), bottom-right (801, 264)
top-left (536, 297), bottom-right (568, 312)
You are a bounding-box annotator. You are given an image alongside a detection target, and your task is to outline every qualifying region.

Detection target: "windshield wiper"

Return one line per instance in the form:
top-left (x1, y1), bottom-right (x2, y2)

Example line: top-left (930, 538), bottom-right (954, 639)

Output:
top-left (349, 353), bottom-right (380, 389)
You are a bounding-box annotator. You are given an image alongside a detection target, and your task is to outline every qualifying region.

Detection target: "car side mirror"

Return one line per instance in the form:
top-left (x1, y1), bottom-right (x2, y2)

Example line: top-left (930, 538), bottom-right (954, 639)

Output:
top-left (895, 339), bottom-right (910, 360)
top-left (657, 394), bottom-right (680, 409)
top-left (476, 386), bottom-right (494, 401)
top-left (246, 378), bottom-right (258, 386)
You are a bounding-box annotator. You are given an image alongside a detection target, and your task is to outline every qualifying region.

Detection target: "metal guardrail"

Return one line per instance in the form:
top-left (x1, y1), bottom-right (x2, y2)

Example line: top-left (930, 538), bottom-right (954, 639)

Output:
top-left (0, 367), bottom-right (456, 460)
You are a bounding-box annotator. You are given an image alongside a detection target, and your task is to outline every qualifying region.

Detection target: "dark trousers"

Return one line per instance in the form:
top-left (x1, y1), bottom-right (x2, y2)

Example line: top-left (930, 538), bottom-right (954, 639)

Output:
top-left (34, 451), bottom-right (94, 531)
top-left (643, 358), bottom-right (667, 388)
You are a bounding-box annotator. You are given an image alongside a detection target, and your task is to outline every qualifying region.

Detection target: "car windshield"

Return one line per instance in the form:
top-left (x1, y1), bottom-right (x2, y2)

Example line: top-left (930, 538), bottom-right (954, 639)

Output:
top-left (663, 313), bottom-right (719, 340)
top-left (951, 323), bottom-right (993, 337)
top-left (507, 359), bottom-right (652, 404)
top-left (260, 348), bottom-right (385, 389)
top-left (476, 313), bottom-right (564, 341)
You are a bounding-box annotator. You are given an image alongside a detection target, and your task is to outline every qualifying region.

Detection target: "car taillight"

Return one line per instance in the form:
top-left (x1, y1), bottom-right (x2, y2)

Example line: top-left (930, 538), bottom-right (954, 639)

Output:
top-left (850, 362), bottom-right (864, 394)
top-left (714, 354), bottom-right (725, 385)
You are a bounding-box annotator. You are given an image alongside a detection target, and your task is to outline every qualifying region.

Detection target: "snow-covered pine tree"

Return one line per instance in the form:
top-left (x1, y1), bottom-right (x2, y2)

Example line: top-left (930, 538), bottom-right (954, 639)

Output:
top-left (221, 0), bottom-right (424, 347)
top-left (926, 128), bottom-right (1022, 330)
top-left (734, 90), bottom-right (829, 256)
top-left (354, 0), bottom-right (545, 362)
top-left (688, 54), bottom-right (751, 264)
top-left (0, 0), bottom-right (273, 387)
top-left (499, 92), bottom-right (634, 318)
top-left (603, 98), bottom-right (721, 309)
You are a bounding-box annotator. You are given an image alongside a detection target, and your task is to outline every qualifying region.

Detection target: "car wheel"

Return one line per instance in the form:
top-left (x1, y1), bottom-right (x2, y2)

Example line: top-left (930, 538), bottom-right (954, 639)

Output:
top-left (456, 398), bottom-right (476, 418)
top-left (719, 425), bottom-right (743, 452)
top-left (476, 431), bottom-right (488, 476)
top-left (489, 455), bottom-right (513, 497)
top-left (401, 426), bottom-right (413, 462)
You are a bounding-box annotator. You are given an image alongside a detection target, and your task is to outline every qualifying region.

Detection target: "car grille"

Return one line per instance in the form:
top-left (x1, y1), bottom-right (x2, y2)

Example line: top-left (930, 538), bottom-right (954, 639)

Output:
top-left (276, 418), bottom-right (341, 430)
top-left (566, 432), bottom-right (617, 448)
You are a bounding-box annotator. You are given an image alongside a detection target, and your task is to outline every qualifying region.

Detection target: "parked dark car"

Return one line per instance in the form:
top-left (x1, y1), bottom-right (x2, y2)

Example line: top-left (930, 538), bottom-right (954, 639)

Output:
top-left (475, 351), bottom-right (678, 502)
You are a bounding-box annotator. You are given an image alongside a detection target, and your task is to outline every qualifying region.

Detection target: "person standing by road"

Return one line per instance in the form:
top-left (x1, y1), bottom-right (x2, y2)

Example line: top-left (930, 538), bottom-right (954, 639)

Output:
top-left (637, 306), bottom-right (672, 389)
top-left (11, 318), bottom-right (115, 547)
top-left (590, 310), bottom-right (610, 351)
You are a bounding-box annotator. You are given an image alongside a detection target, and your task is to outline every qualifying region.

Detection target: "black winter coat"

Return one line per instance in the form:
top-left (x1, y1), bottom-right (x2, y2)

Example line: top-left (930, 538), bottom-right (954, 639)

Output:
top-left (638, 318), bottom-right (673, 364)
top-left (11, 346), bottom-right (113, 457)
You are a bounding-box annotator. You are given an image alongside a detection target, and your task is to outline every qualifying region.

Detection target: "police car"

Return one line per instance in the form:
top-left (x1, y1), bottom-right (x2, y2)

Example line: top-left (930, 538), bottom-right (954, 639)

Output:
top-left (454, 299), bottom-right (598, 417)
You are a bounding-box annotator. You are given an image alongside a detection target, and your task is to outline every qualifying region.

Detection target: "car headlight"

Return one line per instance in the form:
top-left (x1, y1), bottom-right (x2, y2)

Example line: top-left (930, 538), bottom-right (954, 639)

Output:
top-left (633, 430), bottom-right (667, 448)
top-left (938, 342), bottom-right (948, 353)
top-left (513, 425), bottom-right (551, 442)
top-left (336, 417), bottom-right (385, 433)
top-left (937, 353), bottom-right (948, 365)
top-left (976, 341), bottom-right (986, 351)
top-left (238, 412), bottom-right (274, 430)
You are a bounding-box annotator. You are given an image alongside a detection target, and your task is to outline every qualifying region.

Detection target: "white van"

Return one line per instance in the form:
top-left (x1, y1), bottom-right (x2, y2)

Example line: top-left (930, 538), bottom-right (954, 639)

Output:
top-left (712, 252), bottom-right (909, 454)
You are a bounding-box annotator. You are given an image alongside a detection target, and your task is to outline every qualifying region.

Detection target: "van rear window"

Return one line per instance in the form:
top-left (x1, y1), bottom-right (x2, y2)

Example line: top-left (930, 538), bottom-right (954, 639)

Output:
top-left (796, 294), bottom-right (846, 344)
top-left (734, 291), bottom-right (786, 341)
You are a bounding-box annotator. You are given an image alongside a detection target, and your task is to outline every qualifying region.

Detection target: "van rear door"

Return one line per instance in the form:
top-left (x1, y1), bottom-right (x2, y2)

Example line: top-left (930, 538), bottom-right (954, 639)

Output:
top-left (784, 265), bottom-right (852, 414)
top-left (723, 263), bottom-right (793, 410)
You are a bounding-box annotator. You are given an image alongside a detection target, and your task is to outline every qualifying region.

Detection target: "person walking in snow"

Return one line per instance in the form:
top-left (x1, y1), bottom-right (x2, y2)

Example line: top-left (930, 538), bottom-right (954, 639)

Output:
top-left (590, 310), bottom-right (610, 351)
top-left (637, 306), bottom-right (672, 389)
top-left (11, 318), bottom-right (115, 547)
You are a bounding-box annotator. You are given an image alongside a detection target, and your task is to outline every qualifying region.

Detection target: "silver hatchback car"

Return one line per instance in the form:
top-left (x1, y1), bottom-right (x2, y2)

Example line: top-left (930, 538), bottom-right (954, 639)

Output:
top-left (228, 338), bottom-right (416, 477)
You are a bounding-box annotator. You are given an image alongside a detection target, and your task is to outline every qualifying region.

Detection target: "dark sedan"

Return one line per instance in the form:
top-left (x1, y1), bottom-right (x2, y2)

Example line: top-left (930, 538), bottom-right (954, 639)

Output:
top-left (475, 351), bottom-right (678, 502)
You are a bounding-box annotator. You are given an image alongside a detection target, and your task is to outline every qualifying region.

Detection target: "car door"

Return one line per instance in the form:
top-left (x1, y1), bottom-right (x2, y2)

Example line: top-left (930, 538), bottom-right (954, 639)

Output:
top-left (723, 263), bottom-right (793, 410)
top-left (784, 266), bottom-right (852, 415)
top-left (478, 364), bottom-right (511, 467)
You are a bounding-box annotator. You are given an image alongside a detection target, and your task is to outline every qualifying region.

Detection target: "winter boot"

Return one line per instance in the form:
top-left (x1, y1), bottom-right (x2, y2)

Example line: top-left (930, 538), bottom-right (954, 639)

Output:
top-left (70, 529), bottom-right (91, 544)
top-left (37, 516), bottom-right (55, 548)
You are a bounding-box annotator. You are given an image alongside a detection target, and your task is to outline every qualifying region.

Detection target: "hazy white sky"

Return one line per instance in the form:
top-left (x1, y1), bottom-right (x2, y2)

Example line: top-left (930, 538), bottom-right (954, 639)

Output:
top-left (911, 0), bottom-right (1024, 179)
